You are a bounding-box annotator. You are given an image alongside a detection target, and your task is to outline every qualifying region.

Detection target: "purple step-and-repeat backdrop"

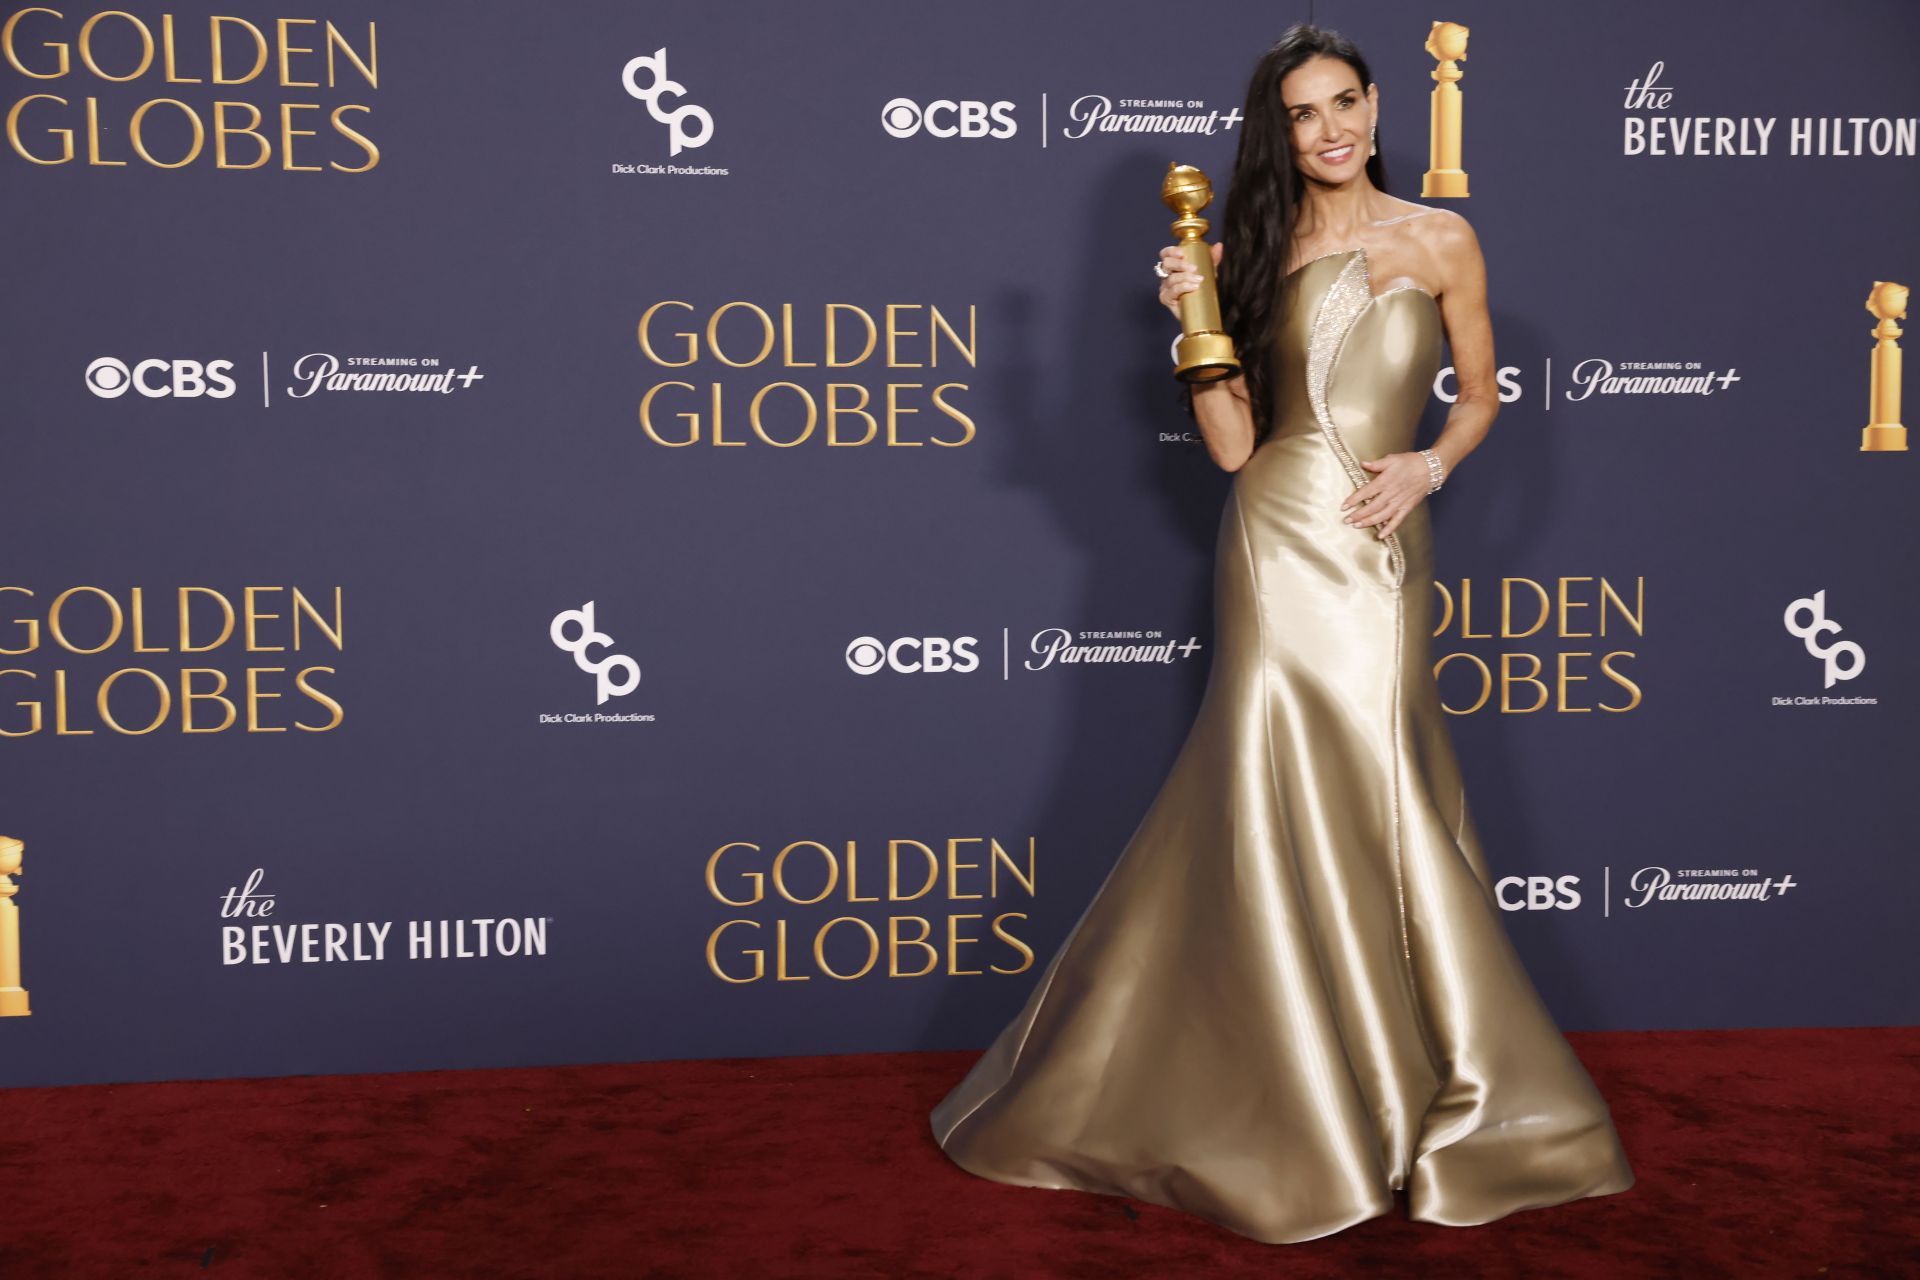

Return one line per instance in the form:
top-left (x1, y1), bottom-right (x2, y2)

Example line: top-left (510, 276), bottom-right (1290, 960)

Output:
top-left (3, 0), bottom-right (1914, 1088)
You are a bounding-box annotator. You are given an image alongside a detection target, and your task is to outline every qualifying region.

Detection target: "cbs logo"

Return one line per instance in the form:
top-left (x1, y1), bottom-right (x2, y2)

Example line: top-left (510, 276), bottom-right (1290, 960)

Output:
top-left (880, 97), bottom-right (1016, 139)
top-left (846, 635), bottom-right (981, 675)
top-left (1435, 365), bottom-right (1523, 404)
top-left (1494, 875), bottom-right (1582, 911)
top-left (86, 357), bottom-right (237, 400)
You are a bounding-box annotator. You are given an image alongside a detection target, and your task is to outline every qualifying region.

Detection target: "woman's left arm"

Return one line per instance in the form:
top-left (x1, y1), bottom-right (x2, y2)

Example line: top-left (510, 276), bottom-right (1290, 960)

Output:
top-left (1343, 210), bottom-right (1499, 539)
top-left (1422, 211), bottom-right (1498, 478)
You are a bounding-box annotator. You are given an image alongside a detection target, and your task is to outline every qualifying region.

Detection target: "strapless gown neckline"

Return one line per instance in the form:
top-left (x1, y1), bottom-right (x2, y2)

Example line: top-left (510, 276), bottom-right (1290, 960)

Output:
top-left (1287, 244), bottom-right (1437, 303)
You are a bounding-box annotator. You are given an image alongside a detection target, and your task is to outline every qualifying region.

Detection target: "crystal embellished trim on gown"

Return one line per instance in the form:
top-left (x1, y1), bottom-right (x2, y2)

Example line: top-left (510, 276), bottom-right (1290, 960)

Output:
top-left (927, 248), bottom-right (1635, 1244)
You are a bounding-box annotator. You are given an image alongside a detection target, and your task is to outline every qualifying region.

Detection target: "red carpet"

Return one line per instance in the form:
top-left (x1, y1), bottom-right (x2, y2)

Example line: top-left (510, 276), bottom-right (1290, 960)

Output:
top-left (3, 1027), bottom-right (1914, 1278)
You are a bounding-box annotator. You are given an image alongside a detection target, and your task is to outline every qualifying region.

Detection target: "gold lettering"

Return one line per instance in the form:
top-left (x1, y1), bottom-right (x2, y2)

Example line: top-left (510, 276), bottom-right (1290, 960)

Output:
top-left (293, 666), bottom-right (342, 730)
top-left (97, 666), bottom-right (169, 735)
top-left (890, 840), bottom-right (938, 901)
top-left (181, 668), bottom-right (237, 733)
top-left (826, 304), bottom-right (876, 366)
top-left (0, 588), bottom-right (38, 655)
top-left (706, 301), bottom-right (775, 368)
top-left (638, 380), bottom-right (699, 445)
top-left (79, 11), bottom-right (154, 82)
top-left (3, 9), bottom-right (73, 79)
top-left (885, 303), bottom-right (922, 368)
top-left (946, 913), bottom-right (984, 975)
top-left (245, 586), bottom-right (285, 653)
top-left (928, 304), bottom-right (977, 366)
top-left (706, 841), bottom-right (765, 907)
top-left (772, 840), bottom-right (838, 906)
top-left (929, 382), bottom-right (975, 445)
top-left (48, 586), bottom-right (120, 654)
top-left (706, 919), bottom-right (764, 983)
top-left (812, 916), bottom-right (879, 980)
top-left (946, 837), bottom-right (983, 900)
top-left (749, 382), bottom-right (815, 446)
top-left (1501, 652), bottom-right (1548, 714)
top-left (275, 17), bottom-right (317, 87)
top-left (988, 914), bottom-right (1034, 974)
top-left (889, 916), bottom-right (938, 977)
top-left (827, 383), bottom-right (877, 446)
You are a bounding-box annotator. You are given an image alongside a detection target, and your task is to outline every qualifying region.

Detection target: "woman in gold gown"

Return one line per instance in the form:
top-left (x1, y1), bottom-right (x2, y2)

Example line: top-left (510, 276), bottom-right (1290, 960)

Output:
top-left (928, 25), bottom-right (1635, 1243)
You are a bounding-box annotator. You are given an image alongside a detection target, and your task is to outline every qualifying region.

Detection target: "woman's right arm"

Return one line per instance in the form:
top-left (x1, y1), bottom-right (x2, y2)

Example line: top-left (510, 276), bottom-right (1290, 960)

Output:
top-left (1159, 242), bottom-right (1257, 473)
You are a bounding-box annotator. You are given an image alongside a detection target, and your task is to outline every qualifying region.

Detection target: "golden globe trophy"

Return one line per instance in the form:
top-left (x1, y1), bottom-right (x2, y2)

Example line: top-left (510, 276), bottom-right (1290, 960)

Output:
top-left (1421, 21), bottom-right (1470, 198)
top-left (1161, 162), bottom-right (1240, 383)
top-left (0, 836), bottom-right (27, 1018)
top-left (1861, 280), bottom-right (1908, 451)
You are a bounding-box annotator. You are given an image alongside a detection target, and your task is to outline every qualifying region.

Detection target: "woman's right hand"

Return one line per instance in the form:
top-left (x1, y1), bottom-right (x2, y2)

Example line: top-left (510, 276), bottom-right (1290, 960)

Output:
top-left (1158, 240), bottom-right (1224, 319)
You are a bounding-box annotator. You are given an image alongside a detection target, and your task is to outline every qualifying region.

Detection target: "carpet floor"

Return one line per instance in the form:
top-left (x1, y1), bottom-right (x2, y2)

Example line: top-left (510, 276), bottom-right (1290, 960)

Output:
top-left (3, 1026), bottom-right (1915, 1278)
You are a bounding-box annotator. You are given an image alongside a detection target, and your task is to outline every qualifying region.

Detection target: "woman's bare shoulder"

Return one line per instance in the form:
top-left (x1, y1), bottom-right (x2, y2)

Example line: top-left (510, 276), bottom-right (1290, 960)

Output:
top-left (1399, 204), bottom-right (1475, 244)
top-left (1374, 200), bottom-right (1474, 241)
top-left (1370, 197), bottom-right (1444, 227)
top-left (1409, 208), bottom-right (1485, 299)
top-left (1394, 206), bottom-right (1476, 263)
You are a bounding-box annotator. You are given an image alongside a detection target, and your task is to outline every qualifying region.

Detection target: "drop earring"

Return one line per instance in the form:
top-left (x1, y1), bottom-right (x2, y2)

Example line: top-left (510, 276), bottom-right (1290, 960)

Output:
top-left (1369, 122), bottom-right (1377, 157)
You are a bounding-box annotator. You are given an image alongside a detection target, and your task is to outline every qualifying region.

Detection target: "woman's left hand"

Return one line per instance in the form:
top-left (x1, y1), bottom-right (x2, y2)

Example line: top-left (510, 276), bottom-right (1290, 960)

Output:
top-left (1340, 453), bottom-right (1429, 539)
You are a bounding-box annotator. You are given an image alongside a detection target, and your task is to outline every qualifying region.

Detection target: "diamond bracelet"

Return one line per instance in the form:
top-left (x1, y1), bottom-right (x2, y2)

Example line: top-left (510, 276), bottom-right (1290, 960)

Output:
top-left (1418, 448), bottom-right (1446, 493)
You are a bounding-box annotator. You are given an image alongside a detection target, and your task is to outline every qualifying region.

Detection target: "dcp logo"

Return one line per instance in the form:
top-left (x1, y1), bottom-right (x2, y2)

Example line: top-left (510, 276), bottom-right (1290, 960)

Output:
top-left (551, 602), bottom-right (642, 704)
top-left (880, 97), bottom-right (1017, 139)
top-left (847, 635), bottom-right (981, 675)
top-left (86, 356), bottom-right (237, 400)
top-left (1783, 589), bottom-right (1865, 688)
top-left (621, 47), bottom-right (713, 155)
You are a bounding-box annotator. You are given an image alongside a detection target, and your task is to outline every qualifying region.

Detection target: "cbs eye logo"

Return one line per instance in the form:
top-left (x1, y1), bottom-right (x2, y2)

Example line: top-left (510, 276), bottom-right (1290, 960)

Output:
top-left (86, 357), bottom-right (237, 399)
top-left (879, 97), bottom-right (1016, 140)
top-left (846, 635), bottom-right (981, 675)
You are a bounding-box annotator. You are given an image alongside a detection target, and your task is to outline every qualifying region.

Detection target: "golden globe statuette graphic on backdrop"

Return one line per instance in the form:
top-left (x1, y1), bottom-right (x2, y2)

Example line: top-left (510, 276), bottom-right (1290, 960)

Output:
top-left (1161, 162), bottom-right (1241, 382)
top-left (1862, 280), bottom-right (1908, 451)
top-left (0, 836), bottom-right (27, 1017)
top-left (1422, 21), bottom-right (1470, 198)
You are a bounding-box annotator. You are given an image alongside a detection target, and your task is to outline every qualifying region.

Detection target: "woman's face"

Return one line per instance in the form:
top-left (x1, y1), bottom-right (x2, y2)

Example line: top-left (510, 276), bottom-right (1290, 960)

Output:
top-left (1280, 56), bottom-right (1376, 185)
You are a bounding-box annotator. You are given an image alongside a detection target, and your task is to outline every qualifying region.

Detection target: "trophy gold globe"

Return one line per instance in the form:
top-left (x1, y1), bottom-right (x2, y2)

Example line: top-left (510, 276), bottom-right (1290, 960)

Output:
top-left (0, 836), bottom-right (27, 1018)
top-left (1422, 22), bottom-right (1471, 198)
top-left (1862, 280), bottom-right (1908, 451)
top-left (1161, 162), bottom-right (1241, 383)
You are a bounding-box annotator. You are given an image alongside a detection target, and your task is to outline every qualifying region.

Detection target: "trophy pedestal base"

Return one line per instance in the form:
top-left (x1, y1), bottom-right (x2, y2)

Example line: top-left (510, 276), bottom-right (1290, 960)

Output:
top-left (1177, 362), bottom-right (1239, 384)
top-left (1422, 169), bottom-right (1468, 198)
top-left (0, 988), bottom-right (28, 1017)
top-left (1861, 424), bottom-right (1907, 451)
top-left (1175, 332), bottom-right (1240, 384)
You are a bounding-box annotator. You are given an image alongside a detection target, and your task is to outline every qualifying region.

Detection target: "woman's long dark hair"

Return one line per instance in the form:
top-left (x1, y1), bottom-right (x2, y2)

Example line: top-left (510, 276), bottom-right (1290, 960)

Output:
top-left (1209, 24), bottom-right (1387, 447)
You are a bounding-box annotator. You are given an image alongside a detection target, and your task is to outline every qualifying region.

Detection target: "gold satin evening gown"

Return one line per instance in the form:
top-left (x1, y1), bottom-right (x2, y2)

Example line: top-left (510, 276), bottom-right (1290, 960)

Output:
top-left (929, 247), bottom-right (1635, 1244)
